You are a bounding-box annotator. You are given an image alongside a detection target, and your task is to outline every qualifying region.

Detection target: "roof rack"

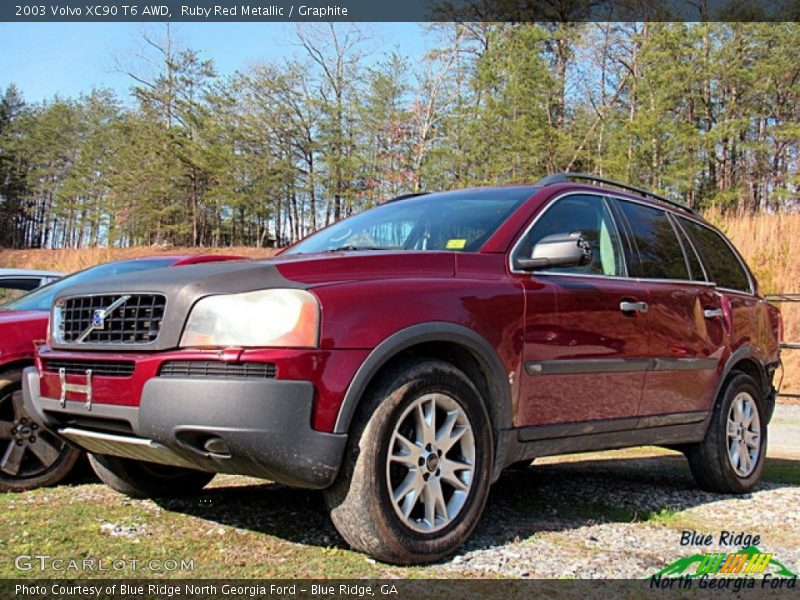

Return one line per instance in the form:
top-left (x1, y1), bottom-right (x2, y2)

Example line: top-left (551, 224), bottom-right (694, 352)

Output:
top-left (385, 192), bottom-right (430, 203)
top-left (534, 172), bottom-right (696, 215)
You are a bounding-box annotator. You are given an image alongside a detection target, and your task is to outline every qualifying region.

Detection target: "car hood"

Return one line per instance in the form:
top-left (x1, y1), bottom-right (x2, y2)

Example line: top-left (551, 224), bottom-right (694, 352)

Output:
top-left (272, 250), bottom-right (456, 283)
top-left (49, 252), bottom-right (456, 352)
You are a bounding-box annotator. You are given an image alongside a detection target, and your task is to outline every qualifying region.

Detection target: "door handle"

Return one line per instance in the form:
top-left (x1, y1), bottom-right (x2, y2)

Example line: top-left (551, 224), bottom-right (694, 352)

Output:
top-left (620, 301), bottom-right (648, 314)
top-left (704, 308), bottom-right (724, 319)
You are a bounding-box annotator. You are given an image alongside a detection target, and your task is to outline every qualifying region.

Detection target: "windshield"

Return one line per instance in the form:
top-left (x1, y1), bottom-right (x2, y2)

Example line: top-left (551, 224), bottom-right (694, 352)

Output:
top-left (2, 258), bottom-right (176, 312)
top-left (284, 188), bottom-right (533, 255)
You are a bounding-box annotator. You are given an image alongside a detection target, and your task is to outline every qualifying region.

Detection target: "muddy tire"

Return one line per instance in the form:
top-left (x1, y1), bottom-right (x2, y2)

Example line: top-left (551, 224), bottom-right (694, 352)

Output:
top-left (687, 373), bottom-right (766, 494)
top-left (325, 358), bottom-right (493, 564)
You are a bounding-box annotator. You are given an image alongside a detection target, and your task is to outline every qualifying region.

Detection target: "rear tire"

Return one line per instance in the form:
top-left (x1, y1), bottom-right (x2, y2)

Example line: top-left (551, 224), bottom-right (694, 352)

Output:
top-left (88, 454), bottom-right (214, 498)
top-left (687, 373), bottom-right (766, 494)
top-left (325, 358), bottom-right (493, 564)
top-left (0, 374), bottom-right (81, 492)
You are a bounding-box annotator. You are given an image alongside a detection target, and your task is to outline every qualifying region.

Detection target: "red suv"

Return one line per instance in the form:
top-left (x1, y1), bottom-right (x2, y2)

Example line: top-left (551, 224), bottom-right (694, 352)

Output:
top-left (23, 174), bottom-right (781, 564)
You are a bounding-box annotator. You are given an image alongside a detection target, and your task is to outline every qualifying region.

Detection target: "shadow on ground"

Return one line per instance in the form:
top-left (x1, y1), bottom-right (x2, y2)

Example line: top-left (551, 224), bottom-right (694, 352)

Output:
top-left (152, 451), bottom-right (800, 556)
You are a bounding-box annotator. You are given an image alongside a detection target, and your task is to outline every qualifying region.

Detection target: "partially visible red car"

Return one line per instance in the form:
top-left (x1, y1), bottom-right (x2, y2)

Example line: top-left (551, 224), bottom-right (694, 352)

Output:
top-left (0, 254), bottom-right (244, 491)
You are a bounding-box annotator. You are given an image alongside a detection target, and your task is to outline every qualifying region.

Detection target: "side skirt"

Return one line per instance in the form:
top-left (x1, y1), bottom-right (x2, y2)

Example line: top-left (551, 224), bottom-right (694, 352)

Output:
top-left (498, 414), bottom-right (709, 469)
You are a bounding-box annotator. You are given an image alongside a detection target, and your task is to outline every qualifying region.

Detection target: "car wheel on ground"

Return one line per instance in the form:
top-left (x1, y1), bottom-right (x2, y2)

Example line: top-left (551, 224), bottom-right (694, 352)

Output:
top-left (0, 373), bottom-right (81, 492)
top-left (686, 372), bottom-right (766, 494)
top-left (325, 358), bottom-right (493, 564)
top-left (87, 454), bottom-right (215, 498)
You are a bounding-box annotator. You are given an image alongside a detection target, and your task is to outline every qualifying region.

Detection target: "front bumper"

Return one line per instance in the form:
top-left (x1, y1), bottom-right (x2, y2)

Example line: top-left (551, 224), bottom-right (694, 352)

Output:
top-left (22, 367), bottom-right (347, 489)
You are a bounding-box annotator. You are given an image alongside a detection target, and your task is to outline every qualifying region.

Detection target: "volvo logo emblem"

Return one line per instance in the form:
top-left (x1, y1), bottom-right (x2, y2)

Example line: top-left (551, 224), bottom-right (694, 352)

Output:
top-left (91, 309), bottom-right (106, 329)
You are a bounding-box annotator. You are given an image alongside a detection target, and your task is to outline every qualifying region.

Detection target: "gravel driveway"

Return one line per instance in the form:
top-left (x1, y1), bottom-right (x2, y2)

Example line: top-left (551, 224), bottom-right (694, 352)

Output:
top-left (437, 404), bottom-right (800, 578)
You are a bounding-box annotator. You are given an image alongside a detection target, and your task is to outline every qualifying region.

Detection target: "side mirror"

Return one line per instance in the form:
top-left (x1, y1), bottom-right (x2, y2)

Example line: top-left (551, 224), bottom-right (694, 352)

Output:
top-left (516, 232), bottom-right (593, 271)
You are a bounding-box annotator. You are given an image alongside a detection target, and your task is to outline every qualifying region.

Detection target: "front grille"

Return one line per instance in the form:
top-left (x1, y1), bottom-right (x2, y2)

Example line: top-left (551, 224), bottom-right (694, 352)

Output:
top-left (43, 359), bottom-right (135, 377)
top-left (159, 361), bottom-right (277, 379)
top-left (58, 294), bottom-right (166, 344)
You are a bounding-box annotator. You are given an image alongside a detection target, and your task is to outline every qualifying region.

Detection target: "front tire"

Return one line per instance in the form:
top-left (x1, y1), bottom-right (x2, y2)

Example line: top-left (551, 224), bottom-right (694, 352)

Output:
top-left (0, 374), bottom-right (81, 492)
top-left (325, 358), bottom-right (493, 564)
top-left (88, 454), bottom-right (214, 499)
top-left (687, 373), bottom-right (766, 494)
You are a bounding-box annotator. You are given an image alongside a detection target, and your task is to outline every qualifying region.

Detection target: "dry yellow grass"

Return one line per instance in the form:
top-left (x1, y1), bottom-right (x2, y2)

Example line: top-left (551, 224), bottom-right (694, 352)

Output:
top-left (1, 213), bottom-right (798, 397)
top-left (708, 210), bottom-right (800, 398)
top-left (0, 246), bottom-right (278, 273)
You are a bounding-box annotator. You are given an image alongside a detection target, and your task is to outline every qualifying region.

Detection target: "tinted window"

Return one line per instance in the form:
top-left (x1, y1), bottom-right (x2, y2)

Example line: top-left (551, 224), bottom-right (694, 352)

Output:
top-left (673, 220), bottom-right (706, 282)
top-left (2, 259), bottom-right (176, 311)
top-left (0, 278), bottom-right (41, 303)
top-left (519, 194), bottom-right (624, 277)
top-left (285, 188), bottom-right (532, 255)
top-left (0, 277), bottom-right (41, 292)
top-left (615, 200), bottom-right (689, 280)
top-left (680, 218), bottom-right (750, 292)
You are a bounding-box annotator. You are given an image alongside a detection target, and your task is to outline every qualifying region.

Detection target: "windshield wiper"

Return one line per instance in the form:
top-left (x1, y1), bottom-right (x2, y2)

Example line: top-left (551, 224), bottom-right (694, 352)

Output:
top-left (324, 245), bottom-right (401, 252)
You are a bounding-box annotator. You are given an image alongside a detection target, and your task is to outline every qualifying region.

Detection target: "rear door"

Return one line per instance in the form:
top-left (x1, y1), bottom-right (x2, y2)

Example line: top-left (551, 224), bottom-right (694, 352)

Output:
top-left (513, 193), bottom-right (650, 428)
top-left (679, 216), bottom-right (762, 382)
top-left (610, 199), bottom-right (726, 419)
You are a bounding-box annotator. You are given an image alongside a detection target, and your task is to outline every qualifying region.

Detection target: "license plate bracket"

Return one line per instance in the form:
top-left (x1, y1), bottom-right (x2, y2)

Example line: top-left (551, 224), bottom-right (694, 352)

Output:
top-left (58, 368), bottom-right (93, 411)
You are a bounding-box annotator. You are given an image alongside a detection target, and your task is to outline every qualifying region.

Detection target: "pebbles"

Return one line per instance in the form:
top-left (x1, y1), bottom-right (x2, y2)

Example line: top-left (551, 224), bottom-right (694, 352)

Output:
top-left (441, 456), bottom-right (800, 579)
top-left (99, 522), bottom-right (147, 539)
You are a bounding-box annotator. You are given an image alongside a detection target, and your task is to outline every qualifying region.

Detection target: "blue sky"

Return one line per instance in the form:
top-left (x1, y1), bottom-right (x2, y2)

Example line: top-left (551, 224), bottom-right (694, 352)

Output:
top-left (0, 23), bottom-right (431, 103)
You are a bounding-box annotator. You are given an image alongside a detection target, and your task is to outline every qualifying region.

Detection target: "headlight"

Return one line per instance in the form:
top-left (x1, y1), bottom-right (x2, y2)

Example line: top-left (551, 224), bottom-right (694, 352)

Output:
top-left (180, 289), bottom-right (320, 348)
top-left (48, 299), bottom-right (63, 345)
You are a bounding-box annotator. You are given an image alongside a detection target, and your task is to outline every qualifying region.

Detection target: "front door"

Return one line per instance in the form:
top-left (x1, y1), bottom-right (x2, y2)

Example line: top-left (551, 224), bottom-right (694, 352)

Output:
top-left (513, 193), bottom-right (649, 428)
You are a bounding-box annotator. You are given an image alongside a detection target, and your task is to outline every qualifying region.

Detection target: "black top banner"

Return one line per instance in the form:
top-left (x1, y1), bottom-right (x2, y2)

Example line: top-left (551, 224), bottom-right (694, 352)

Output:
top-left (3, 0), bottom-right (800, 22)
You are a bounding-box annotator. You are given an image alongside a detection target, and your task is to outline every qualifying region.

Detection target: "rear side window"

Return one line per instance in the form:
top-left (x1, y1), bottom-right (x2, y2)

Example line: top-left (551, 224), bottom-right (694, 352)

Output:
top-left (0, 278), bottom-right (40, 304)
top-left (680, 218), bottom-right (751, 292)
top-left (673, 220), bottom-right (706, 282)
top-left (0, 277), bottom-right (41, 292)
top-left (614, 200), bottom-right (689, 280)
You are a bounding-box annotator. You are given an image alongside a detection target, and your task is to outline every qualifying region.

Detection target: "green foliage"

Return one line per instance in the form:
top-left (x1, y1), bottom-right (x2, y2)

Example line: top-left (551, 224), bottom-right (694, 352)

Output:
top-left (1, 22), bottom-right (798, 248)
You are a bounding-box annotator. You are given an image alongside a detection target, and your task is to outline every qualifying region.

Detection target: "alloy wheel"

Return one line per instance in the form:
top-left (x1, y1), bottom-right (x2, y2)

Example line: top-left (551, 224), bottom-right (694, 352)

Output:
top-left (386, 393), bottom-right (476, 533)
top-left (0, 390), bottom-right (67, 479)
top-left (726, 391), bottom-right (761, 477)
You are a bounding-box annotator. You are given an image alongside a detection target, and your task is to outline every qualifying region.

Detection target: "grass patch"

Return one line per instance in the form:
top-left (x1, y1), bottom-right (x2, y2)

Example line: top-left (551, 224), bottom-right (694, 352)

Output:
top-left (0, 479), bottom-right (440, 579)
top-left (646, 507), bottom-right (683, 525)
top-left (763, 458), bottom-right (800, 485)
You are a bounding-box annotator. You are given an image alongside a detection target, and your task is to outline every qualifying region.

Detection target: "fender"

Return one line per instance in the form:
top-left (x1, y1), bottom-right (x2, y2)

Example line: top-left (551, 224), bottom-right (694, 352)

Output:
top-left (333, 322), bottom-right (513, 437)
top-left (695, 345), bottom-right (769, 437)
top-left (714, 345), bottom-right (768, 401)
top-left (0, 354), bottom-right (34, 374)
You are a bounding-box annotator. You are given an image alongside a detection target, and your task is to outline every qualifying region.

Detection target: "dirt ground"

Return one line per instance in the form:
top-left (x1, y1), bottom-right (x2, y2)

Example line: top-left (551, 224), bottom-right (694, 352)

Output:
top-left (2, 404), bottom-right (798, 580)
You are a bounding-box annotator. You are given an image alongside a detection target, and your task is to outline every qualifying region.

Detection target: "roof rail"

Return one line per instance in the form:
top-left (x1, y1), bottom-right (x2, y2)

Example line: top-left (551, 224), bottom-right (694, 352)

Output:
top-left (534, 172), bottom-right (695, 215)
top-left (385, 192), bottom-right (430, 203)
